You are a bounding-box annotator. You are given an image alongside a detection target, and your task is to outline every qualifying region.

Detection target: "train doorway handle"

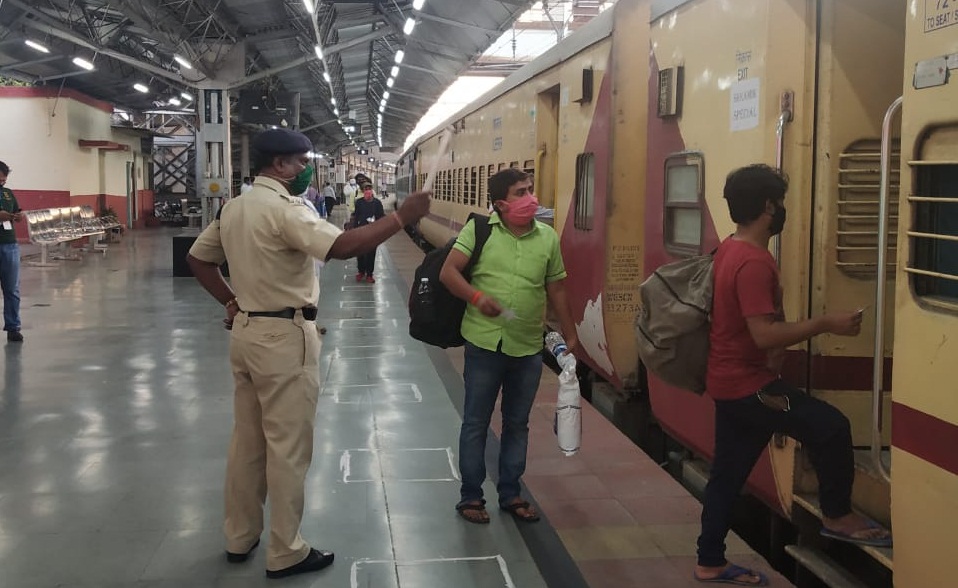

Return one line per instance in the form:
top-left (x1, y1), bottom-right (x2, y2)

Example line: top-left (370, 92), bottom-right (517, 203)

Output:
top-left (871, 96), bottom-right (902, 485)
top-left (773, 91), bottom-right (794, 265)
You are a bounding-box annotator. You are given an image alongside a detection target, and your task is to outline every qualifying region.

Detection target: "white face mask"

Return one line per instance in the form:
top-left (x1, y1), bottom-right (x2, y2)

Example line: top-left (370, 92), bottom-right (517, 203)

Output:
top-left (349, 180), bottom-right (357, 186)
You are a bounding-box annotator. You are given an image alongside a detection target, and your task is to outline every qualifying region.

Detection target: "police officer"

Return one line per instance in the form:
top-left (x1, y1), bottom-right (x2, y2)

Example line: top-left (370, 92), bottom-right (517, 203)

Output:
top-left (186, 129), bottom-right (430, 579)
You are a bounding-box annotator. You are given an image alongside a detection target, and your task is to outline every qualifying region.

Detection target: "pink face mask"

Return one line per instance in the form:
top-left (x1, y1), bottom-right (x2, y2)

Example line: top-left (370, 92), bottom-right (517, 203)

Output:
top-left (499, 193), bottom-right (539, 225)
top-left (363, 190), bottom-right (373, 200)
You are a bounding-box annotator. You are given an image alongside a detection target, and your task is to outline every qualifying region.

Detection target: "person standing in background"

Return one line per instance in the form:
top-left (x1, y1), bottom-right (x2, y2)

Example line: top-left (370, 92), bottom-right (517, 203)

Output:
top-left (343, 178), bottom-right (358, 218)
top-left (0, 161), bottom-right (23, 343)
top-left (322, 182), bottom-right (336, 216)
top-left (240, 177), bottom-right (254, 195)
top-left (351, 184), bottom-right (385, 283)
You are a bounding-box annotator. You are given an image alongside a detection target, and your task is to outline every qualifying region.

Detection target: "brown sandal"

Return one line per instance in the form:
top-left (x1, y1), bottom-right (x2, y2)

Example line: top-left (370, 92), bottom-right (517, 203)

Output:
top-left (500, 499), bottom-right (540, 523)
top-left (456, 501), bottom-right (490, 524)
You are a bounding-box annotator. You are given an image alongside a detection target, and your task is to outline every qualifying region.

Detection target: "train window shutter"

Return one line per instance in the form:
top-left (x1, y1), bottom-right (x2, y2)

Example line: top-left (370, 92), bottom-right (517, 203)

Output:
top-left (574, 152), bottom-right (595, 230)
top-left (663, 152), bottom-right (704, 256)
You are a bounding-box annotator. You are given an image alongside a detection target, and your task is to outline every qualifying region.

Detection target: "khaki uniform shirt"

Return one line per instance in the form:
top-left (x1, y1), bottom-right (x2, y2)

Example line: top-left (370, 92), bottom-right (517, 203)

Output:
top-left (189, 176), bottom-right (342, 311)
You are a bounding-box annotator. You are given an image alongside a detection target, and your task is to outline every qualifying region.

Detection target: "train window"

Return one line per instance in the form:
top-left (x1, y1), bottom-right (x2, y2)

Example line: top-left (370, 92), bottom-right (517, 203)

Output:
top-left (509, 161), bottom-right (519, 169)
top-left (908, 156), bottom-right (958, 305)
top-left (664, 153), bottom-right (704, 255)
top-left (470, 167), bottom-right (478, 206)
top-left (523, 160), bottom-right (535, 175)
top-left (574, 152), bottom-right (595, 230)
top-left (457, 168), bottom-right (463, 204)
top-left (498, 163), bottom-right (506, 171)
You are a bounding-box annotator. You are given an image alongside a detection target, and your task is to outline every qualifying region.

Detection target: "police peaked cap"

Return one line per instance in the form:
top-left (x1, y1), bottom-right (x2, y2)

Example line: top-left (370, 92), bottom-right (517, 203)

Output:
top-left (252, 129), bottom-right (312, 155)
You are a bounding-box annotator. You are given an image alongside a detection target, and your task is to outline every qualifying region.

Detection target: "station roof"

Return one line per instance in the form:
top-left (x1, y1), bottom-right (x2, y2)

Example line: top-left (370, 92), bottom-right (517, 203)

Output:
top-left (0, 0), bottom-right (537, 154)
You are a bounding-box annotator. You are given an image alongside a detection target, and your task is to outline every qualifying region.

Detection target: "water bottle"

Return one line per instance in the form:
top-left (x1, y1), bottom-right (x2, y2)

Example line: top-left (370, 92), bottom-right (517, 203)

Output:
top-left (545, 331), bottom-right (575, 371)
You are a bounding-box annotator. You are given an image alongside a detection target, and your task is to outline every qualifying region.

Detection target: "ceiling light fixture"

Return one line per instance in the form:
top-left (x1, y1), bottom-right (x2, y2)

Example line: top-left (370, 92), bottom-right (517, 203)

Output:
top-left (331, 97), bottom-right (336, 106)
top-left (386, 78), bottom-right (394, 88)
top-left (323, 71), bottom-right (331, 83)
top-left (303, 0), bottom-right (315, 14)
top-left (72, 57), bottom-right (95, 70)
top-left (390, 65), bottom-right (399, 77)
top-left (394, 50), bottom-right (404, 64)
top-left (25, 40), bottom-right (49, 53)
top-left (413, 0), bottom-right (426, 10)
top-left (173, 55), bottom-right (193, 69)
top-left (333, 108), bottom-right (339, 116)
top-left (181, 91), bottom-right (193, 101)
top-left (169, 97), bottom-right (182, 106)
top-left (403, 18), bottom-right (416, 35)
top-left (133, 83), bottom-right (149, 93)
top-left (314, 45), bottom-right (323, 60)
top-left (383, 91), bottom-right (390, 99)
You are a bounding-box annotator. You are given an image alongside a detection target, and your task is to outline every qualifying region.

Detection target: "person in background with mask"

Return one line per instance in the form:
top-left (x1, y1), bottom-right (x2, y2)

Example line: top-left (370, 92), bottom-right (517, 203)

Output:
top-left (439, 168), bottom-right (577, 525)
top-left (0, 160), bottom-right (23, 342)
top-left (351, 183), bottom-right (385, 283)
top-left (692, 164), bottom-right (890, 587)
top-left (185, 129), bottom-right (432, 580)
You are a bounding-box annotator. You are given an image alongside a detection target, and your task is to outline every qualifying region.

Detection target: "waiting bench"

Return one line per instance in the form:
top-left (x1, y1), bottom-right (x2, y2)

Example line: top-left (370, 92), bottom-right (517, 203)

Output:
top-left (24, 205), bottom-right (122, 265)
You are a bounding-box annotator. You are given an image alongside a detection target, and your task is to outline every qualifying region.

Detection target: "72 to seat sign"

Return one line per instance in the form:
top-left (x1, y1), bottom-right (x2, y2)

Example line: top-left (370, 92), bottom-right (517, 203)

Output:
top-left (926, 0), bottom-right (958, 32)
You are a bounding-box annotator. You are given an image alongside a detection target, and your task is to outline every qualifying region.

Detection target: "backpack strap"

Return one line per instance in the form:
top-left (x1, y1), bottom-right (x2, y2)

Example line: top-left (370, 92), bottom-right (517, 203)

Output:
top-left (463, 213), bottom-right (492, 276)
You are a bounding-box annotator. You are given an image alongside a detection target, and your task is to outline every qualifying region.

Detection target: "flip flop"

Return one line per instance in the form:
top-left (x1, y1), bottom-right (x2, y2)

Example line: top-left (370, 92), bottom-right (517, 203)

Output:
top-left (500, 499), bottom-right (540, 523)
top-left (820, 520), bottom-right (892, 548)
top-left (456, 501), bottom-right (490, 524)
top-left (694, 563), bottom-right (769, 586)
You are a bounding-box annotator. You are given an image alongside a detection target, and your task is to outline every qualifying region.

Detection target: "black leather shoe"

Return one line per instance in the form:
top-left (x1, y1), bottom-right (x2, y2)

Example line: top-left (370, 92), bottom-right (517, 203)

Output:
top-left (226, 538), bottom-right (260, 563)
top-left (266, 548), bottom-right (335, 579)
top-left (7, 331), bottom-right (23, 342)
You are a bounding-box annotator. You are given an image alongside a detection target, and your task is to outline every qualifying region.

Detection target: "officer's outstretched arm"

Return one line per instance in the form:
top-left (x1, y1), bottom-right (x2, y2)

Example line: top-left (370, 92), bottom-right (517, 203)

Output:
top-left (326, 190), bottom-right (431, 260)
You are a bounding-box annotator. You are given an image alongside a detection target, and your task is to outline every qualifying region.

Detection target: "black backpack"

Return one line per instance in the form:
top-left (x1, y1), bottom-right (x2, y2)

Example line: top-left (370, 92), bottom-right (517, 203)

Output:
top-left (408, 213), bottom-right (493, 348)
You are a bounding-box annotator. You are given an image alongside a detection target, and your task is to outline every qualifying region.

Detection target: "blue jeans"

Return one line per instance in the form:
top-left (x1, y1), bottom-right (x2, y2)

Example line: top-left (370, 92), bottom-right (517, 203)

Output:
top-left (0, 243), bottom-right (20, 332)
top-left (458, 342), bottom-right (543, 506)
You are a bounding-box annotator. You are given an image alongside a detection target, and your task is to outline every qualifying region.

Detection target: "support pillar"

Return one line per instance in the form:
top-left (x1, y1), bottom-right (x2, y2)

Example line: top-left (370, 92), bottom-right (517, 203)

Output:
top-left (195, 87), bottom-right (231, 227)
top-left (240, 131), bottom-right (250, 180)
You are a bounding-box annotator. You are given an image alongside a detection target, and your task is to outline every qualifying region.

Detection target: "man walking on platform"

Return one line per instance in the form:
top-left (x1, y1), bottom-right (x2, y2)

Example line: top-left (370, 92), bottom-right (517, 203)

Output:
top-left (186, 128), bottom-right (430, 579)
top-left (351, 183), bottom-right (385, 282)
top-left (0, 161), bottom-right (23, 343)
top-left (440, 168), bottom-right (577, 525)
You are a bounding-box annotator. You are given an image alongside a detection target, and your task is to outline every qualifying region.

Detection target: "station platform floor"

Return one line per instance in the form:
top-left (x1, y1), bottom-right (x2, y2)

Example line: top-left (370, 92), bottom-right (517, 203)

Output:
top-left (0, 224), bottom-right (790, 587)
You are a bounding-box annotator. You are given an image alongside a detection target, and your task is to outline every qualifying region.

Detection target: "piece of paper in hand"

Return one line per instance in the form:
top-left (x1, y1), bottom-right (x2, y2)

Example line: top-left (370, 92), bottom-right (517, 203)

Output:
top-left (422, 127), bottom-right (453, 193)
top-left (1, 221), bottom-right (11, 230)
top-left (554, 367), bottom-right (581, 456)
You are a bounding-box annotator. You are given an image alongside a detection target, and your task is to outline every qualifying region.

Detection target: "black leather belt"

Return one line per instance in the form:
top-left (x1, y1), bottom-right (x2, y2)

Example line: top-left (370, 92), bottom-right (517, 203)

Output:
top-left (247, 307), bottom-right (318, 321)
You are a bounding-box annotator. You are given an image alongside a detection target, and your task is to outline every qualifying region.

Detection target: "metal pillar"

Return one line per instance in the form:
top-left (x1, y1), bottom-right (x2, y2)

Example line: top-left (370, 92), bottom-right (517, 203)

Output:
top-left (240, 131), bottom-right (250, 180)
top-left (195, 87), bottom-right (232, 227)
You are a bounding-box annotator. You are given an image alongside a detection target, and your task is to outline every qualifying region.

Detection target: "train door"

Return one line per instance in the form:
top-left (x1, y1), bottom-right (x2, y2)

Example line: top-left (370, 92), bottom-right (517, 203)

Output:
top-left (535, 86), bottom-right (560, 212)
top-left (801, 0), bottom-right (905, 533)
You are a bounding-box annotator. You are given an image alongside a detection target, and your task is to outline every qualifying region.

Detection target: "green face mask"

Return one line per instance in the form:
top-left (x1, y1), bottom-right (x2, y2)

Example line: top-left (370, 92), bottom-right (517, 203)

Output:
top-left (288, 165), bottom-right (314, 195)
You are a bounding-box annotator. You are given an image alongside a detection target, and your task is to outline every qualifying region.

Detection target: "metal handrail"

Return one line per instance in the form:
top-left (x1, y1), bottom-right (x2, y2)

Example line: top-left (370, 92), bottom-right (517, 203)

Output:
top-left (871, 96), bottom-right (902, 484)
top-left (773, 91), bottom-right (794, 264)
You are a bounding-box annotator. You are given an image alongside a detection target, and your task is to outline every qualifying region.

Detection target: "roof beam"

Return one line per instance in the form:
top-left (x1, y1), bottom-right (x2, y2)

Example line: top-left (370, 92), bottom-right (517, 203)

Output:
top-left (0, 54), bottom-right (63, 72)
top-left (415, 12), bottom-right (500, 35)
top-left (10, 0), bottom-right (188, 85)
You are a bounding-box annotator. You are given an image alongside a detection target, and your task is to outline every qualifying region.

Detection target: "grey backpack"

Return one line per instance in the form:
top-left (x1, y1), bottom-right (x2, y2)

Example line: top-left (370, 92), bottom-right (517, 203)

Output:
top-left (634, 253), bottom-right (714, 394)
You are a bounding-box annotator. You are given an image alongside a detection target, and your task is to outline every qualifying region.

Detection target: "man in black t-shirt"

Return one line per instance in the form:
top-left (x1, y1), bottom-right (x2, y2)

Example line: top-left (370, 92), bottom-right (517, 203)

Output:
top-left (351, 184), bottom-right (384, 283)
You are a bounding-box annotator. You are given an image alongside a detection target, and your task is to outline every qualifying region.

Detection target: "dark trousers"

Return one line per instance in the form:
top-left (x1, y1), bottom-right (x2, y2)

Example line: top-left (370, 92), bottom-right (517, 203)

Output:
top-left (696, 378), bottom-right (854, 567)
top-left (357, 249), bottom-right (376, 276)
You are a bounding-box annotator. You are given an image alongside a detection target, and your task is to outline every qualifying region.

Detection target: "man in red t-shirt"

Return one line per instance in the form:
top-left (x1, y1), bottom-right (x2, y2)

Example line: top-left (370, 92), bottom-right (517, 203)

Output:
top-left (694, 165), bottom-right (891, 586)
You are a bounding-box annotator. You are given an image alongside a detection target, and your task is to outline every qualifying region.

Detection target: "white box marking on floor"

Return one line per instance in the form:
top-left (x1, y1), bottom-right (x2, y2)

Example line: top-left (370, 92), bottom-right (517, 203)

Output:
top-left (329, 383), bottom-right (422, 404)
top-left (336, 318), bottom-right (399, 328)
top-left (350, 556), bottom-right (516, 588)
top-left (332, 345), bottom-right (406, 359)
top-left (339, 447), bottom-right (458, 483)
top-left (339, 300), bottom-right (390, 308)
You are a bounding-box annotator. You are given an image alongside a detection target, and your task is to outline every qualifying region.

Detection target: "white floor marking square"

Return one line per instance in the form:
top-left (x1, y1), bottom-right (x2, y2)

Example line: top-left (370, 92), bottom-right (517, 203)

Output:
top-left (350, 555), bottom-right (516, 588)
top-left (329, 383), bottom-right (422, 404)
top-left (339, 447), bottom-right (458, 483)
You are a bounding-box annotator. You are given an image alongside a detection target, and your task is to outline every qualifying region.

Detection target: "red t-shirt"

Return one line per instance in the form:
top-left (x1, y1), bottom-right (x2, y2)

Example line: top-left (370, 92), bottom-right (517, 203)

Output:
top-left (706, 238), bottom-right (783, 400)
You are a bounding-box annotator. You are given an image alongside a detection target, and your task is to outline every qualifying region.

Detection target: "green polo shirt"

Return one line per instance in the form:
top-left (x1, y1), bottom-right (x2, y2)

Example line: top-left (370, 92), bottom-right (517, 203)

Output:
top-left (453, 213), bottom-right (567, 357)
top-left (0, 187), bottom-right (20, 245)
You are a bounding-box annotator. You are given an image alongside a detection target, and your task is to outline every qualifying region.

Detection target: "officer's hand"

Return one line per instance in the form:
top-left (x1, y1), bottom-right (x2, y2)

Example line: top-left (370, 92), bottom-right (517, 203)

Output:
top-left (397, 191), bottom-right (432, 225)
top-left (475, 294), bottom-right (502, 318)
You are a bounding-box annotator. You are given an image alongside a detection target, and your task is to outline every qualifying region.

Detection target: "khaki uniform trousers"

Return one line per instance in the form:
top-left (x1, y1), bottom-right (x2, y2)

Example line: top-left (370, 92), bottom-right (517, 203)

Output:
top-left (224, 310), bottom-right (321, 571)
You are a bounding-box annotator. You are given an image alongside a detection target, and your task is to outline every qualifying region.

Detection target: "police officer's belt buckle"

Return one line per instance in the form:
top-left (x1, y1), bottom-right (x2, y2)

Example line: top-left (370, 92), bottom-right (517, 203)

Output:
top-left (756, 389), bottom-right (790, 412)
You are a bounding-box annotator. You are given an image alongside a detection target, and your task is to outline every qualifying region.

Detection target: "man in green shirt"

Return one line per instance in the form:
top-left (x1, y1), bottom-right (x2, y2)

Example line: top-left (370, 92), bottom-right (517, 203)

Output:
top-left (440, 168), bottom-right (578, 524)
top-left (0, 161), bottom-right (23, 342)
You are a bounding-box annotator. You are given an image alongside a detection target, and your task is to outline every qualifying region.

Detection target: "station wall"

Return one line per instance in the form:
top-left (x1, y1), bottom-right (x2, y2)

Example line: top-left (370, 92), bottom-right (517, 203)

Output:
top-left (0, 87), bottom-right (154, 241)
